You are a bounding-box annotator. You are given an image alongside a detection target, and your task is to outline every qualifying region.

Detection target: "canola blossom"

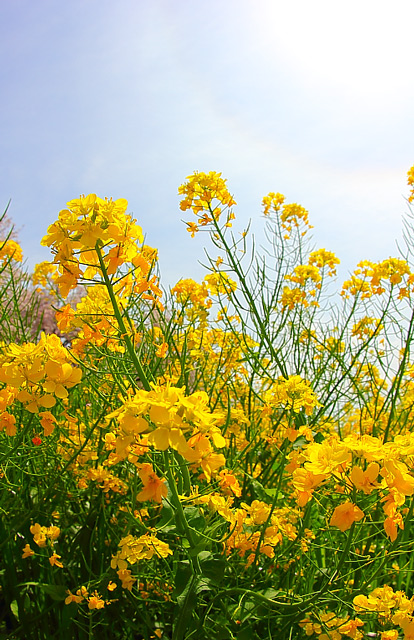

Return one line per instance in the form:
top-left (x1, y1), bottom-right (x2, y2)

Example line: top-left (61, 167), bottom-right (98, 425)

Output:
top-left (2, 166), bottom-right (414, 639)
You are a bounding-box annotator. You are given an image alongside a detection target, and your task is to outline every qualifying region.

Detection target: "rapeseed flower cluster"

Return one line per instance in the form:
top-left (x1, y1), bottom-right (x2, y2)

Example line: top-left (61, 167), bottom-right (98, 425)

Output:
top-left (191, 491), bottom-right (298, 566)
top-left (178, 171), bottom-right (236, 236)
top-left (29, 522), bottom-right (60, 547)
top-left (262, 191), bottom-right (313, 238)
top-left (281, 249), bottom-right (339, 309)
top-left (354, 584), bottom-right (414, 638)
top-left (0, 239), bottom-right (23, 264)
top-left (351, 316), bottom-right (382, 340)
top-left (300, 611), bottom-right (364, 640)
top-left (408, 164), bottom-right (414, 203)
top-left (111, 533), bottom-right (172, 575)
top-left (105, 384), bottom-right (226, 479)
top-left (39, 194), bottom-right (163, 360)
top-left (0, 332), bottom-right (81, 421)
top-left (57, 282), bottom-right (144, 355)
top-left (65, 586), bottom-right (110, 610)
top-left (41, 194), bottom-right (142, 290)
top-left (171, 278), bottom-right (212, 325)
top-left (341, 257), bottom-right (413, 299)
top-left (290, 432), bottom-right (414, 539)
top-left (264, 375), bottom-right (321, 416)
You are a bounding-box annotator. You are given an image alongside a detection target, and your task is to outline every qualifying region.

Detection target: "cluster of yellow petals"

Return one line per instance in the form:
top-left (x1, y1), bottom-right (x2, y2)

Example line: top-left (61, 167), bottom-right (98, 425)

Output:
top-left (354, 584), bottom-right (414, 638)
top-left (192, 491), bottom-right (298, 566)
top-left (300, 610), bottom-right (365, 640)
top-left (264, 375), bottom-right (321, 416)
top-left (262, 192), bottom-right (285, 216)
top-left (262, 192), bottom-right (313, 239)
top-left (308, 248), bottom-right (340, 276)
top-left (279, 285), bottom-right (312, 310)
top-left (56, 412), bottom-right (99, 471)
top-left (65, 586), bottom-right (110, 609)
top-left (40, 194), bottom-right (162, 309)
top-left (111, 532), bottom-right (172, 572)
top-left (41, 194), bottom-right (141, 265)
top-left (178, 171), bottom-right (236, 236)
top-left (171, 275), bottom-right (239, 337)
top-left (227, 502), bottom-right (298, 566)
top-left (280, 203), bottom-right (312, 236)
top-left (30, 522), bottom-right (60, 548)
top-left (204, 271), bottom-right (237, 296)
top-left (32, 260), bottom-right (58, 290)
top-left (280, 250), bottom-right (339, 310)
top-left (351, 316), bottom-right (382, 340)
top-left (22, 543), bottom-right (35, 559)
top-left (171, 278), bottom-right (211, 308)
top-left (281, 266), bottom-right (321, 310)
top-left (57, 282), bottom-right (145, 355)
top-left (0, 238), bottom-right (23, 263)
top-left (408, 164), bottom-right (414, 203)
top-left (85, 465), bottom-right (128, 494)
top-left (136, 462), bottom-right (168, 503)
top-left (217, 468), bottom-right (242, 497)
top-left (65, 586), bottom-right (89, 605)
top-left (285, 264), bottom-right (322, 288)
top-left (0, 410), bottom-right (17, 436)
top-left (329, 501), bottom-right (364, 532)
top-left (171, 278), bottom-right (212, 326)
top-left (341, 258), bottom-right (413, 299)
top-left (290, 432), bottom-right (414, 539)
top-left (106, 384), bottom-right (226, 478)
top-left (0, 333), bottom-right (81, 419)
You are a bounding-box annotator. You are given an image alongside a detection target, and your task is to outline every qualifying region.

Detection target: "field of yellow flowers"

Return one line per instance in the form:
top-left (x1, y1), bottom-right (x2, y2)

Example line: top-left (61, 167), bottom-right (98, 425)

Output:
top-left (1, 167), bottom-right (414, 639)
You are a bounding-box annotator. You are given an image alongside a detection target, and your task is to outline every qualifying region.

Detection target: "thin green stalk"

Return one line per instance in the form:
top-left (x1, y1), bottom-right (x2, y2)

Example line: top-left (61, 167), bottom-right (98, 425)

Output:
top-left (208, 206), bottom-right (288, 379)
top-left (95, 243), bottom-right (152, 391)
top-left (163, 451), bottom-right (199, 555)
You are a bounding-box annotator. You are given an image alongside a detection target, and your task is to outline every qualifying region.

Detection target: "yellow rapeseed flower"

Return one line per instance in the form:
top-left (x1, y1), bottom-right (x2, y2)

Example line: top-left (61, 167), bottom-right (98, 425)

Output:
top-left (330, 501), bottom-right (364, 531)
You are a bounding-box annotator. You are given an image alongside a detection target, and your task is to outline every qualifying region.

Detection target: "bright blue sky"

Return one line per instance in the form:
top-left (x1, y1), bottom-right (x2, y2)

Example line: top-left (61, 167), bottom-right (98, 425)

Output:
top-left (1, 0), bottom-right (414, 288)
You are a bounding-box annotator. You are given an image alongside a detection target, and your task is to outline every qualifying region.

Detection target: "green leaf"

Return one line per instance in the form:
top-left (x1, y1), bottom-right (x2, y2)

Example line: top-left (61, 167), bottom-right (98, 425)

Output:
top-left (17, 582), bottom-right (67, 602)
top-left (263, 488), bottom-right (284, 500)
top-left (251, 479), bottom-right (282, 504)
top-left (39, 584), bottom-right (67, 601)
top-left (198, 552), bottom-right (226, 584)
top-left (194, 576), bottom-right (212, 595)
top-left (61, 599), bottom-right (77, 630)
top-left (258, 588), bottom-right (280, 600)
top-left (188, 542), bottom-right (207, 557)
top-left (183, 506), bottom-right (206, 531)
top-left (173, 560), bottom-right (192, 598)
top-left (293, 436), bottom-right (308, 450)
top-left (156, 501), bottom-right (177, 533)
top-left (10, 600), bottom-right (19, 622)
top-left (176, 575), bottom-right (197, 609)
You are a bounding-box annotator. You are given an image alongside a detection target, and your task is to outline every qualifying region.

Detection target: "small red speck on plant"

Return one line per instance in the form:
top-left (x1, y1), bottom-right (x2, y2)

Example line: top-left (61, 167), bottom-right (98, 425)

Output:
top-left (32, 436), bottom-right (42, 446)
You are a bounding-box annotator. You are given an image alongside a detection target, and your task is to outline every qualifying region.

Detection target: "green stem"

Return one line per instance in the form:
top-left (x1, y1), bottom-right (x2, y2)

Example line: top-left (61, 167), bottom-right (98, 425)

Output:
top-left (164, 451), bottom-right (202, 640)
top-left (95, 244), bottom-right (152, 391)
top-left (209, 207), bottom-right (288, 379)
top-left (163, 451), bottom-right (199, 553)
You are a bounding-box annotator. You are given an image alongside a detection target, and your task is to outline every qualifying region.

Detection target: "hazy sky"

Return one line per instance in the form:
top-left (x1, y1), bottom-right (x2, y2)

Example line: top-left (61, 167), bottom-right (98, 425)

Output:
top-left (1, 0), bottom-right (414, 288)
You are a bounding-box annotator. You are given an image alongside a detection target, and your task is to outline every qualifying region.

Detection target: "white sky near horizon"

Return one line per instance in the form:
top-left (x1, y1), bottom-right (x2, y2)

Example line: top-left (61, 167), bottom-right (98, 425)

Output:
top-left (1, 0), bottom-right (414, 289)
